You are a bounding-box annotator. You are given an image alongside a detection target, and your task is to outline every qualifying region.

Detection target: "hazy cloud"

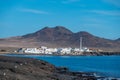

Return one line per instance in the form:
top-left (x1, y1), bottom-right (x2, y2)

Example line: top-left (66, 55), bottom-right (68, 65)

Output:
top-left (20, 8), bottom-right (49, 14)
top-left (49, 0), bottom-right (80, 4)
top-left (89, 10), bottom-right (120, 16)
top-left (61, 0), bottom-right (80, 4)
top-left (103, 0), bottom-right (120, 7)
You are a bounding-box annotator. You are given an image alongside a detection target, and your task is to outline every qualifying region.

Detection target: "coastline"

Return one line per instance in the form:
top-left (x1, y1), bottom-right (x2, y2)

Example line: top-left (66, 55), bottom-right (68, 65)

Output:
top-left (0, 55), bottom-right (119, 80)
top-left (1, 51), bottom-right (120, 56)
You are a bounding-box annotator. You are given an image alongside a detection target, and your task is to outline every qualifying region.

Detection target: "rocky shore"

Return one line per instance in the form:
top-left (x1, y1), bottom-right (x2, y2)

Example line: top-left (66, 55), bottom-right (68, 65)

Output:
top-left (82, 52), bottom-right (120, 56)
top-left (0, 56), bottom-right (118, 80)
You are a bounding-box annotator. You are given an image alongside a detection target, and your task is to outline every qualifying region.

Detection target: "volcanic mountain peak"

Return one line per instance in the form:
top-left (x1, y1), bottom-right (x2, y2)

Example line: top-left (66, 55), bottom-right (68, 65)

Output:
top-left (78, 31), bottom-right (91, 34)
top-left (22, 26), bottom-right (73, 42)
top-left (40, 26), bottom-right (52, 31)
top-left (39, 26), bottom-right (73, 34)
top-left (72, 31), bottom-right (95, 40)
top-left (115, 38), bottom-right (120, 42)
top-left (1, 26), bottom-right (120, 48)
top-left (77, 31), bottom-right (93, 36)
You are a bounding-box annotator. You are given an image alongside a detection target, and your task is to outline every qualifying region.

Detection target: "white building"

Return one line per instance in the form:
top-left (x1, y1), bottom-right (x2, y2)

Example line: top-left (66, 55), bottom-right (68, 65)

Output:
top-left (45, 48), bottom-right (57, 54)
top-left (24, 48), bottom-right (41, 54)
top-left (57, 48), bottom-right (72, 54)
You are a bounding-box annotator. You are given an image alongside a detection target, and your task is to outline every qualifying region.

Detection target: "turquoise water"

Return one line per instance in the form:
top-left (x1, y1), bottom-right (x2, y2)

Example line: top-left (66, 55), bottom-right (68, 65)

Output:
top-left (4, 54), bottom-right (120, 78)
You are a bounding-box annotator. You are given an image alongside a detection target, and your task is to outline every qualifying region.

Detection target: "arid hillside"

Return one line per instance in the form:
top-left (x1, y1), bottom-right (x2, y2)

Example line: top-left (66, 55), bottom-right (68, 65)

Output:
top-left (0, 26), bottom-right (120, 51)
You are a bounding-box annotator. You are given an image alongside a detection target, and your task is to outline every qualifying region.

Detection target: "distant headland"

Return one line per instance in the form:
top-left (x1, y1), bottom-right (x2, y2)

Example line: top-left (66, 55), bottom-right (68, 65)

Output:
top-left (0, 26), bottom-right (120, 54)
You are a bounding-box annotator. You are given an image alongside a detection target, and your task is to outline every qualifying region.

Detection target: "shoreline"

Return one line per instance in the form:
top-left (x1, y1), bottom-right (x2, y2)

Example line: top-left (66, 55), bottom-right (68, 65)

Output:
top-left (1, 51), bottom-right (120, 56)
top-left (0, 55), bottom-right (119, 80)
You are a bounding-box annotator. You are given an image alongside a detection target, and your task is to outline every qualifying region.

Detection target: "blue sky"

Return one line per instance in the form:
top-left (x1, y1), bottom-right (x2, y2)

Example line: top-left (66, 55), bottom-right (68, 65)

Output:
top-left (0, 0), bottom-right (120, 39)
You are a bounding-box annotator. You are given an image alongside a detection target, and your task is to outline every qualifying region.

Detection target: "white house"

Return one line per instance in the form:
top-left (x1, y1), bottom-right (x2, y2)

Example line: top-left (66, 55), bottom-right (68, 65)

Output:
top-left (57, 48), bottom-right (72, 54)
top-left (24, 48), bottom-right (41, 54)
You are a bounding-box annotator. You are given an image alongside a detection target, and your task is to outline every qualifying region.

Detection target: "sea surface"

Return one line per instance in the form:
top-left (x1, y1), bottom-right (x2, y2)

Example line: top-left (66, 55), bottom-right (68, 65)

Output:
top-left (3, 54), bottom-right (120, 78)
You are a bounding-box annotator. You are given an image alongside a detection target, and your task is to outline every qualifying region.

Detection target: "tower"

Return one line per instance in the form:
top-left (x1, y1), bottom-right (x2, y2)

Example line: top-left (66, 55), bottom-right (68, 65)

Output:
top-left (80, 37), bottom-right (82, 51)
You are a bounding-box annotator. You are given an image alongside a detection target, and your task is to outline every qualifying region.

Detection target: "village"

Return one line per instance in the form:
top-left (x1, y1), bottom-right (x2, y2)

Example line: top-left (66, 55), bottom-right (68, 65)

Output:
top-left (17, 37), bottom-right (102, 55)
top-left (17, 46), bottom-right (102, 55)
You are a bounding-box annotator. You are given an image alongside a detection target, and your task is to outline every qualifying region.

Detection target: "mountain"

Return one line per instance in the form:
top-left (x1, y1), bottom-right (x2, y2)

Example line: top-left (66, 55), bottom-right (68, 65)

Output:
top-left (22, 26), bottom-right (73, 42)
top-left (115, 38), bottom-right (120, 42)
top-left (0, 26), bottom-right (120, 48)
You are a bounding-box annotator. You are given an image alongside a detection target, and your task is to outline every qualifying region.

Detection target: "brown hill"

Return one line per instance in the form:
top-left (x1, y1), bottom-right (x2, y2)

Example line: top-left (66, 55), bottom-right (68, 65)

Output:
top-left (22, 26), bottom-right (73, 42)
top-left (115, 38), bottom-right (120, 42)
top-left (21, 26), bottom-right (120, 48)
top-left (70, 31), bottom-right (118, 48)
top-left (0, 26), bottom-right (120, 49)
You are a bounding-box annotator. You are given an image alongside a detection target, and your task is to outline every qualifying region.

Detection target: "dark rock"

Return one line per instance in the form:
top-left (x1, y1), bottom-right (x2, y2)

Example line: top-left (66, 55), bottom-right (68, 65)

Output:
top-left (0, 56), bottom-right (112, 80)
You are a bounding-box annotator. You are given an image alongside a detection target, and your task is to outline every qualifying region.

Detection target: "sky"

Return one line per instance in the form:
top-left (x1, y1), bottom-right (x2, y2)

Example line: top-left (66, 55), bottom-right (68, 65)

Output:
top-left (0, 0), bottom-right (120, 39)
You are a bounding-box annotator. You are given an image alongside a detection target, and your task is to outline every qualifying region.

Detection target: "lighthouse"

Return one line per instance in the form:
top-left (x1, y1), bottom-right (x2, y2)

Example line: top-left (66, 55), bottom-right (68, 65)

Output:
top-left (80, 37), bottom-right (82, 52)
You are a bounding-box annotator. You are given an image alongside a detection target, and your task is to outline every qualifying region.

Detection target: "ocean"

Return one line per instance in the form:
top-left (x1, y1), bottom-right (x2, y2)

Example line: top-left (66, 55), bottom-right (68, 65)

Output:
top-left (4, 54), bottom-right (120, 78)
